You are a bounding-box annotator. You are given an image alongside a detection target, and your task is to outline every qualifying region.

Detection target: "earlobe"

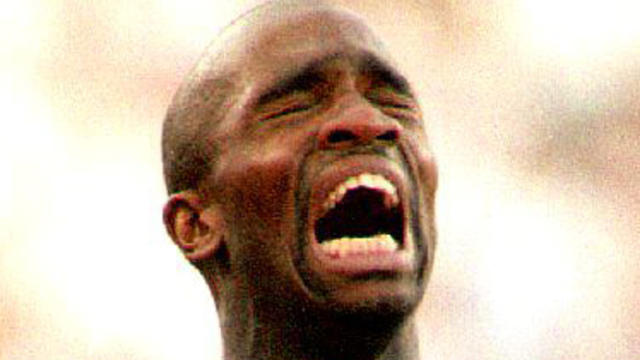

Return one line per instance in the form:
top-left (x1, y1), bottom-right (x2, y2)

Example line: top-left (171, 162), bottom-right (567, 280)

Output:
top-left (163, 191), bottom-right (227, 262)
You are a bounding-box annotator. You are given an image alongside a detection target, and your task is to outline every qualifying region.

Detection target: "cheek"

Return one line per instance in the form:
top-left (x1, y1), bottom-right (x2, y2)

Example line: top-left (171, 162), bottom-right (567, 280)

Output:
top-left (213, 135), bottom-right (302, 238)
top-left (405, 129), bottom-right (438, 198)
top-left (211, 135), bottom-right (307, 293)
top-left (404, 130), bottom-right (438, 278)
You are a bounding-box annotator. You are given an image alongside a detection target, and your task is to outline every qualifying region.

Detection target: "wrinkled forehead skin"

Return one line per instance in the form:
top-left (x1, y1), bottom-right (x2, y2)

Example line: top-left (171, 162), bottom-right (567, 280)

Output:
top-left (207, 3), bottom-right (391, 74)
top-left (180, 1), bottom-right (406, 119)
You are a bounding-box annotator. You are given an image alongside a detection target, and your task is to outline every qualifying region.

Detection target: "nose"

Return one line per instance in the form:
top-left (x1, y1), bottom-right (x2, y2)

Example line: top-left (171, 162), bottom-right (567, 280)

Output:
top-left (317, 103), bottom-right (401, 150)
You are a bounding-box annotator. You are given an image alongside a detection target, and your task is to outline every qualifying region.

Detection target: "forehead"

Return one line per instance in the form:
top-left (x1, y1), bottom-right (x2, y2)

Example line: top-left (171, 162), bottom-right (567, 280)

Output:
top-left (223, 8), bottom-right (400, 90)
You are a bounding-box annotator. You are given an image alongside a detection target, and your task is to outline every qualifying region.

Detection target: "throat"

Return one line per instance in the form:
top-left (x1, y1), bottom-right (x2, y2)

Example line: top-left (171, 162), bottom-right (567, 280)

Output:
top-left (230, 304), bottom-right (419, 360)
top-left (309, 315), bottom-right (418, 360)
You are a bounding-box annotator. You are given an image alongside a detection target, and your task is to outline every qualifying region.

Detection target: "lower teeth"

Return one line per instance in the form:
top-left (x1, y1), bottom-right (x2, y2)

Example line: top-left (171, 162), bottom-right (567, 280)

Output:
top-left (319, 234), bottom-right (398, 258)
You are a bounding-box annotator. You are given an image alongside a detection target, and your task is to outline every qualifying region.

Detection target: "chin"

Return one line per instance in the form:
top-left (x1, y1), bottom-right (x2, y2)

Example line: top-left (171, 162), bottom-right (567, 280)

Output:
top-left (328, 279), bottom-right (424, 315)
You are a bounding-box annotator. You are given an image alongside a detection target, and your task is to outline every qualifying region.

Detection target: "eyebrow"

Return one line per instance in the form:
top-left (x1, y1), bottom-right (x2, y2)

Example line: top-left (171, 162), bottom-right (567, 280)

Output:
top-left (360, 54), bottom-right (412, 97)
top-left (255, 63), bottom-right (326, 107)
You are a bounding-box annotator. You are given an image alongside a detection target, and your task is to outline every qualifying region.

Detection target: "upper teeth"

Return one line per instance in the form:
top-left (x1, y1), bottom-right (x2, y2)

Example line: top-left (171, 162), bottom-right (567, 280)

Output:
top-left (324, 173), bottom-right (399, 211)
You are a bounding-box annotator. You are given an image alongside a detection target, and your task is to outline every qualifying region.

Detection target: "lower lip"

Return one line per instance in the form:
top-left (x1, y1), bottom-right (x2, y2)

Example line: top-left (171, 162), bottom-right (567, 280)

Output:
top-left (309, 239), bottom-right (414, 276)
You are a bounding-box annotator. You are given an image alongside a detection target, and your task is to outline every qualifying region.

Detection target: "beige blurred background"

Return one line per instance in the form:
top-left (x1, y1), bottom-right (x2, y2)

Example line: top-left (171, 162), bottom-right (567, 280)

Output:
top-left (1, 0), bottom-right (638, 359)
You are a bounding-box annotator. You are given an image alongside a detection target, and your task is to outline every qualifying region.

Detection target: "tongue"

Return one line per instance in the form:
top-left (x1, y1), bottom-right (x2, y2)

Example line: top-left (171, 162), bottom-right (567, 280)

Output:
top-left (319, 234), bottom-right (398, 258)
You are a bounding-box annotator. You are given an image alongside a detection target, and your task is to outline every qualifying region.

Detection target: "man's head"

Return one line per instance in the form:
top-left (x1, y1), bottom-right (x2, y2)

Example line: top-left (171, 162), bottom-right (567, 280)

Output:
top-left (162, 1), bottom-right (437, 358)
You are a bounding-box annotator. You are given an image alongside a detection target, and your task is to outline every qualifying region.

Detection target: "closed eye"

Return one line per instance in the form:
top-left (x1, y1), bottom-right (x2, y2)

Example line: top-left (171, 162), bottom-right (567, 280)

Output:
top-left (265, 103), bottom-right (313, 119)
top-left (258, 93), bottom-right (317, 121)
top-left (367, 88), bottom-right (416, 111)
top-left (376, 99), bottom-right (412, 109)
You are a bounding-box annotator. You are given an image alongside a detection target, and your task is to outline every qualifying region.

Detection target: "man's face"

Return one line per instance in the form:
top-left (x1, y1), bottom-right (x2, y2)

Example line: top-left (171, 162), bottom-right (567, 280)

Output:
top-left (202, 9), bottom-right (437, 314)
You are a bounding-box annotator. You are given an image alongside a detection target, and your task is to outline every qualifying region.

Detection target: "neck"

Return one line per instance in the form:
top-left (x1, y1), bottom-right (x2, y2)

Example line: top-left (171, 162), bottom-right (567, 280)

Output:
top-left (218, 300), bottom-right (420, 360)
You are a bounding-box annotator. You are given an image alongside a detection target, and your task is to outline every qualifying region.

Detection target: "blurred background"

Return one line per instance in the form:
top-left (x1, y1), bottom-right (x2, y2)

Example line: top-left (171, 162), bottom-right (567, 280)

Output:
top-left (1, 0), bottom-right (638, 359)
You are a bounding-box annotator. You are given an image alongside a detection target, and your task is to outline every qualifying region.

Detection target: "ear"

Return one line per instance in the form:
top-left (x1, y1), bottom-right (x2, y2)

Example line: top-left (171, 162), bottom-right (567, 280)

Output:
top-left (163, 191), bottom-right (227, 262)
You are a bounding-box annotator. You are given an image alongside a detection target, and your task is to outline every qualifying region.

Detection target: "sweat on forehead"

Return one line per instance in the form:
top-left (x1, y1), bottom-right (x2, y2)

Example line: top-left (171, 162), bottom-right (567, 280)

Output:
top-left (162, 1), bottom-right (397, 195)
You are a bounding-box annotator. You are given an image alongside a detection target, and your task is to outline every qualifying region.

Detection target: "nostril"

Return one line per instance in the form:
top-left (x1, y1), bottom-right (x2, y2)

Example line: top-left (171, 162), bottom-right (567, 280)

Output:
top-left (377, 129), bottom-right (398, 142)
top-left (327, 130), bottom-right (357, 144)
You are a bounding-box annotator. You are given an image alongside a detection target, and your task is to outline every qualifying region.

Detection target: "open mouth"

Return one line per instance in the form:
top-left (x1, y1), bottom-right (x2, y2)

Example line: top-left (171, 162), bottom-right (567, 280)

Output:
top-left (313, 173), bottom-right (404, 258)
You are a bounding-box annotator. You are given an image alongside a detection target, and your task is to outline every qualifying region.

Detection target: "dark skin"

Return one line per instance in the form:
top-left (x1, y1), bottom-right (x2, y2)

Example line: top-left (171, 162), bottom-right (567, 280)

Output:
top-left (163, 2), bottom-right (437, 360)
